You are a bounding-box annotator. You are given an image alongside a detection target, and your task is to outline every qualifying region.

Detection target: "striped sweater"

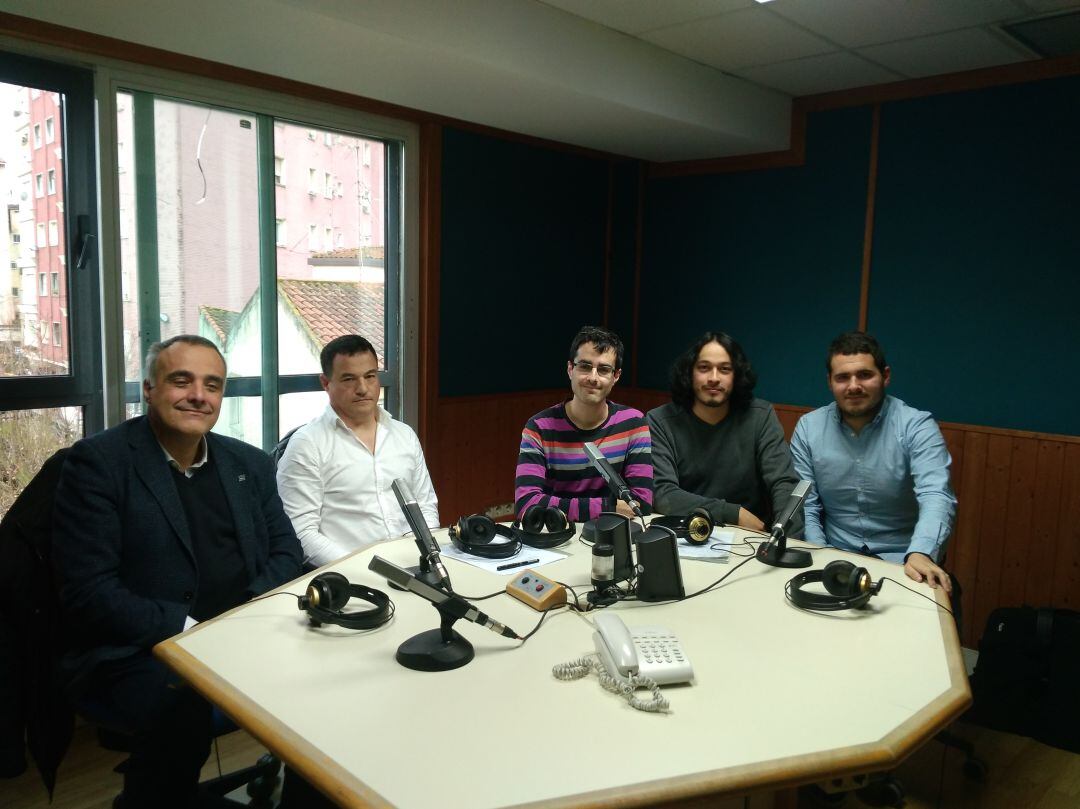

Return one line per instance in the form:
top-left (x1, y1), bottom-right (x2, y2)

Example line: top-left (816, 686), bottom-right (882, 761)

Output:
top-left (514, 400), bottom-right (653, 523)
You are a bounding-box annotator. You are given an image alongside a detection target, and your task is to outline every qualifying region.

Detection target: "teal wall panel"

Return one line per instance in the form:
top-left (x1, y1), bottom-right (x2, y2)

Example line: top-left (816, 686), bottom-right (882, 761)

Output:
top-left (439, 128), bottom-right (609, 396)
top-left (639, 107), bottom-right (873, 407)
top-left (870, 76), bottom-right (1080, 435)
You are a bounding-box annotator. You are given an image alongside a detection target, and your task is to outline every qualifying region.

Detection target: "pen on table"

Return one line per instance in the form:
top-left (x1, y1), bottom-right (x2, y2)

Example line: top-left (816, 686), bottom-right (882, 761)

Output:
top-left (497, 558), bottom-right (540, 572)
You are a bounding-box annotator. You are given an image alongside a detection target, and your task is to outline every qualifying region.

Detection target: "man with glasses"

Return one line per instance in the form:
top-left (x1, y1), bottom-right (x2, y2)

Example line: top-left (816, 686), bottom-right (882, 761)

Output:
top-left (515, 325), bottom-right (652, 522)
top-left (647, 331), bottom-right (801, 533)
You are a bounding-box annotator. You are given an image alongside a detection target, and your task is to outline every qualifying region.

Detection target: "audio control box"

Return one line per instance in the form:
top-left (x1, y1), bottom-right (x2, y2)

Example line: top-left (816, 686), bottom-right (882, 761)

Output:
top-left (505, 570), bottom-right (566, 612)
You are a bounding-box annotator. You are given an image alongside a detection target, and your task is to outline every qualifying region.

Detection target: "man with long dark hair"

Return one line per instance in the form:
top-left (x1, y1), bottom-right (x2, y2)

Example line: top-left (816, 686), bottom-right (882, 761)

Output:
top-left (790, 331), bottom-right (955, 590)
top-left (647, 331), bottom-right (800, 532)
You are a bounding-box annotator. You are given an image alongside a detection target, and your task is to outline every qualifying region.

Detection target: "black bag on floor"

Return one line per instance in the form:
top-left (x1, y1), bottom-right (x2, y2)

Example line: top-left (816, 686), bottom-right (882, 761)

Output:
top-left (966, 606), bottom-right (1080, 753)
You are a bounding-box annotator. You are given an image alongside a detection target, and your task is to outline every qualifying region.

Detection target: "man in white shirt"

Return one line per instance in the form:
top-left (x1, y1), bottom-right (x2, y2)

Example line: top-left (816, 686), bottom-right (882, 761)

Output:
top-left (276, 334), bottom-right (440, 567)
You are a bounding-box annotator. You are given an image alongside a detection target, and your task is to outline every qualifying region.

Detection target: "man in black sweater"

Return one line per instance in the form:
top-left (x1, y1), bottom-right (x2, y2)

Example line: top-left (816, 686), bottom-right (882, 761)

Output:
top-left (53, 335), bottom-right (302, 808)
top-left (647, 331), bottom-right (801, 534)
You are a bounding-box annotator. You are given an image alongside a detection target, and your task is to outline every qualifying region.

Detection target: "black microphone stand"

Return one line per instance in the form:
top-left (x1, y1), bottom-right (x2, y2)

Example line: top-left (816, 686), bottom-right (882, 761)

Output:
top-left (756, 527), bottom-right (813, 568)
top-left (395, 601), bottom-right (475, 672)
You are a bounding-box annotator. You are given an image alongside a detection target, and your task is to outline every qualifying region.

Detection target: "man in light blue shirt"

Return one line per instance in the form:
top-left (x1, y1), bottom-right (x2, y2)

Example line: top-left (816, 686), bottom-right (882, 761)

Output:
top-left (790, 332), bottom-right (956, 591)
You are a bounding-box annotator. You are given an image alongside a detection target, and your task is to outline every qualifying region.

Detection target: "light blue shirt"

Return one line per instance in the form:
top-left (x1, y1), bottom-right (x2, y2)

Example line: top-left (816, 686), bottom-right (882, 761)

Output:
top-left (789, 396), bottom-right (956, 564)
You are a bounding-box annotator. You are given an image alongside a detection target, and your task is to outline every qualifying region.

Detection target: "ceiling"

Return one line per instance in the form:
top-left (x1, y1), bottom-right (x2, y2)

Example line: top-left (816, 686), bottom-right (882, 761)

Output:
top-left (3, 0), bottom-right (1079, 162)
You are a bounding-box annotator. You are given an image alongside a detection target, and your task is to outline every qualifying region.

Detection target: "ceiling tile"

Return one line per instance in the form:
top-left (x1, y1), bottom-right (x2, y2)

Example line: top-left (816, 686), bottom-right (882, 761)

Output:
top-left (736, 51), bottom-right (903, 96)
top-left (643, 7), bottom-right (837, 71)
top-left (771, 0), bottom-right (1027, 47)
top-left (539, 0), bottom-right (751, 35)
top-left (859, 27), bottom-right (1034, 77)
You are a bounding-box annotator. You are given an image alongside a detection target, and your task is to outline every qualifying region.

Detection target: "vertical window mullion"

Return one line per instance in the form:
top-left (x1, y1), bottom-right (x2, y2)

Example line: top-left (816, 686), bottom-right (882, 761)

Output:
top-left (383, 141), bottom-right (402, 416)
top-left (132, 91), bottom-right (161, 369)
top-left (257, 113), bottom-right (279, 451)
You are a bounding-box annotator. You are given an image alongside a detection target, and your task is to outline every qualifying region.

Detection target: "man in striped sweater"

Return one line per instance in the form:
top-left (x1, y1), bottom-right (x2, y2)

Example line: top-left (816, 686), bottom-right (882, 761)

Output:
top-left (515, 326), bottom-right (652, 523)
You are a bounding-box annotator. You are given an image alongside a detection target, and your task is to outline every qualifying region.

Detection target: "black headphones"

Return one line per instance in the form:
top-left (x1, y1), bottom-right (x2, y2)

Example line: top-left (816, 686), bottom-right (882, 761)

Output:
top-left (449, 515), bottom-right (523, 559)
top-left (515, 504), bottom-right (576, 549)
top-left (298, 572), bottom-right (394, 629)
top-left (785, 560), bottom-right (884, 611)
top-left (650, 508), bottom-right (714, 546)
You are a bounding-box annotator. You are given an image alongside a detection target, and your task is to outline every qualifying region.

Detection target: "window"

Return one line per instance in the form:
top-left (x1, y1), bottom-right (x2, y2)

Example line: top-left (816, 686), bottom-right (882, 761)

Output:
top-left (308, 223), bottom-right (318, 251)
top-left (38, 272), bottom-right (47, 295)
top-left (324, 172), bottom-right (332, 198)
top-left (45, 116), bottom-right (54, 143)
top-left (33, 122), bottom-right (41, 147)
top-left (51, 271), bottom-right (59, 295)
top-left (308, 168), bottom-right (317, 194)
top-left (324, 226), bottom-right (333, 248)
top-left (10, 233), bottom-right (19, 244)
top-left (274, 156), bottom-right (285, 186)
top-left (34, 173), bottom-right (43, 197)
top-left (36, 222), bottom-right (45, 247)
top-left (362, 142), bottom-right (371, 166)
top-left (48, 220), bottom-right (58, 246)
top-left (275, 218), bottom-right (287, 246)
top-left (47, 168), bottom-right (55, 195)
top-left (52, 322), bottom-right (62, 347)
top-left (323, 131), bottom-right (333, 147)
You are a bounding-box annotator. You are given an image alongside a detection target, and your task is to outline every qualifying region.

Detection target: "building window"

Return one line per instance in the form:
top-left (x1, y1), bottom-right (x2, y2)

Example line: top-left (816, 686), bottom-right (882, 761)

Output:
top-left (323, 131), bottom-right (333, 147)
top-left (36, 223), bottom-right (45, 247)
top-left (52, 322), bottom-right (62, 347)
top-left (48, 220), bottom-right (59, 246)
top-left (10, 233), bottom-right (19, 244)
top-left (45, 116), bottom-right (55, 144)
top-left (51, 271), bottom-right (59, 296)
top-left (324, 226), bottom-right (332, 248)
top-left (274, 156), bottom-right (285, 186)
top-left (362, 142), bottom-right (371, 167)
top-left (308, 168), bottom-right (317, 195)
top-left (324, 172), bottom-right (332, 198)
top-left (308, 224), bottom-right (318, 251)
top-left (38, 272), bottom-right (47, 296)
top-left (35, 173), bottom-right (43, 197)
top-left (47, 169), bottom-right (56, 195)
top-left (33, 122), bottom-right (41, 148)
top-left (275, 218), bottom-right (287, 246)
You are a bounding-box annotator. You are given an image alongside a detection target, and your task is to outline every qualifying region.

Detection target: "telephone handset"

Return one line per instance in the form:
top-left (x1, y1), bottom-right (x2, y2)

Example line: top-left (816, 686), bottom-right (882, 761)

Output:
top-left (592, 613), bottom-right (694, 686)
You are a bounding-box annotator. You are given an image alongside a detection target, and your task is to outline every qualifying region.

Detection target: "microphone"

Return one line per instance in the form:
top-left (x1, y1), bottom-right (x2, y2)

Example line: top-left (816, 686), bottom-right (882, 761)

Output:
top-left (369, 555), bottom-right (520, 640)
top-left (757, 480), bottom-right (813, 569)
top-left (583, 441), bottom-right (643, 518)
top-left (391, 478), bottom-right (451, 590)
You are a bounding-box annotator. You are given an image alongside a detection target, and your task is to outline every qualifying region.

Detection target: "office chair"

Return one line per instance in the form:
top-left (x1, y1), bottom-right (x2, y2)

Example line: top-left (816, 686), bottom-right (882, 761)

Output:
top-left (270, 426), bottom-right (303, 468)
top-left (90, 703), bottom-right (281, 808)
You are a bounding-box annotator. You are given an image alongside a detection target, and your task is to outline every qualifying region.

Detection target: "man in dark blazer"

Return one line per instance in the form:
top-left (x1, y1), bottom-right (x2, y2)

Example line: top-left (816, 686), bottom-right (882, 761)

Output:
top-left (52, 334), bottom-right (302, 808)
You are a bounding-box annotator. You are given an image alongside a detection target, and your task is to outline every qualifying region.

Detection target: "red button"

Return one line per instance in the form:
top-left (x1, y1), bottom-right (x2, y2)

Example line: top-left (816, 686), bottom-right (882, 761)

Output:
top-left (535, 584), bottom-right (544, 592)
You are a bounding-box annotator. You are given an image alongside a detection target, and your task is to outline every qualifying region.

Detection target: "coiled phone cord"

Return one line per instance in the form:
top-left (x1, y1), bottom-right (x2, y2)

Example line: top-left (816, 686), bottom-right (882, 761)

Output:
top-left (552, 656), bottom-right (669, 713)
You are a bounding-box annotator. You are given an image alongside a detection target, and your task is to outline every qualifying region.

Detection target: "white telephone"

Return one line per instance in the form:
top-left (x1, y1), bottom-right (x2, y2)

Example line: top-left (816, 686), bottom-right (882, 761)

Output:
top-left (592, 613), bottom-right (694, 686)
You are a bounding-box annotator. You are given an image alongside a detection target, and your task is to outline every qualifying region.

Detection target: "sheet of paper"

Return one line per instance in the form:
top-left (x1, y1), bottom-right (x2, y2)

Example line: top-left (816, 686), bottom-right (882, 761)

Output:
top-left (440, 541), bottom-right (569, 574)
top-left (677, 528), bottom-right (736, 563)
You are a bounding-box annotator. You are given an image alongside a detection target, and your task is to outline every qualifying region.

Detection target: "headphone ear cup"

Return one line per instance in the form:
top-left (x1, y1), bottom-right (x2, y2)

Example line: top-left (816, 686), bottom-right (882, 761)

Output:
top-left (822, 560), bottom-right (857, 597)
top-left (466, 515), bottom-right (497, 544)
top-left (685, 507), bottom-right (713, 545)
top-left (543, 507), bottom-right (567, 533)
top-left (310, 572), bottom-right (351, 611)
top-left (522, 505), bottom-right (546, 534)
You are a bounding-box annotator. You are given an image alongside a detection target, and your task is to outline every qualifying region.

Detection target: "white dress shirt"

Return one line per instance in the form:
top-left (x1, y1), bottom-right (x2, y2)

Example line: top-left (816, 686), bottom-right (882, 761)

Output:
top-left (276, 404), bottom-right (440, 567)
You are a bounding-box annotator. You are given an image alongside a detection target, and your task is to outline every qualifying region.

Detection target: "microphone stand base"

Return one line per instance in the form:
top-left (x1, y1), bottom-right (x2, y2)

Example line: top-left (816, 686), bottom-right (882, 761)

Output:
top-left (395, 628), bottom-right (474, 672)
top-left (756, 545), bottom-right (813, 569)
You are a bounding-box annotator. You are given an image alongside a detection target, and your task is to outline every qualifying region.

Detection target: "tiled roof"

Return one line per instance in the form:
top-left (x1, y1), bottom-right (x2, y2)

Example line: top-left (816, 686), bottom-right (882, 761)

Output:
top-left (277, 279), bottom-right (385, 359)
top-left (199, 305), bottom-right (239, 345)
top-left (309, 246), bottom-right (385, 261)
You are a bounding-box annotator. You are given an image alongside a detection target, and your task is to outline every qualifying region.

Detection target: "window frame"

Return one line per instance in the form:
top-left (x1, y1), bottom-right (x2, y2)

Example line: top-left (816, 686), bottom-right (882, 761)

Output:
top-left (94, 66), bottom-right (419, 442)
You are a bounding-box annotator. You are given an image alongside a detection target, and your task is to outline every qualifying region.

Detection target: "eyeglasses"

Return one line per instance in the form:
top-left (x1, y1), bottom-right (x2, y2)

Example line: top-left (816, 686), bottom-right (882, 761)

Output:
top-left (572, 360), bottom-right (616, 379)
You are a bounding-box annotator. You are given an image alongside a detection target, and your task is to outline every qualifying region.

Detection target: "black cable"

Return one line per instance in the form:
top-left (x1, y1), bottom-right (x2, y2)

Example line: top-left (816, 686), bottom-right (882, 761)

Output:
top-left (879, 577), bottom-right (955, 615)
top-left (518, 602), bottom-right (569, 643)
top-left (450, 588), bottom-right (505, 601)
top-left (247, 591), bottom-right (303, 606)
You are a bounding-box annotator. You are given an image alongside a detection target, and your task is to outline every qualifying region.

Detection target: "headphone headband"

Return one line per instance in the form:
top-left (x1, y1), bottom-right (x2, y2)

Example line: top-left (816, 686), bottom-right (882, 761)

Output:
top-left (301, 575), bottom-right (394, 630)
top-left (785, 564), bottom-right (879, 612)
top-left (449, 517), bottom-right (523, 559)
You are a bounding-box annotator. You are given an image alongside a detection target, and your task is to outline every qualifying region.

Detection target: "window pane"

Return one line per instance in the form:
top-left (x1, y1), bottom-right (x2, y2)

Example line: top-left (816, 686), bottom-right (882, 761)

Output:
top-left (118, 94), bottom-right (262, 394)
top-left (0, 406), bottom-right (83, 518)
top-left (0, 81), bottom-right (71, 375)
top-left (278, 386), bottom-right (385, 440)
top-left (273, 122), bottom-right (386, 379)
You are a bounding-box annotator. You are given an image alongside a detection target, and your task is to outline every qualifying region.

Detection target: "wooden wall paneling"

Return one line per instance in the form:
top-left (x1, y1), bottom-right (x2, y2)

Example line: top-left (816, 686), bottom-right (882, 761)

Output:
top-left (858, 104), bottom-right (880, 332)
top-left (950, 431), bottom-right (987, 645)
top-left (1024, 440), bottom-right (1066, 607)
top-left (999, 438), bottom-right (1039, 607)
top-left (1051, 443), bottom-right (1080, 608)
top-left (970, 435), bottom-right (1014, 643)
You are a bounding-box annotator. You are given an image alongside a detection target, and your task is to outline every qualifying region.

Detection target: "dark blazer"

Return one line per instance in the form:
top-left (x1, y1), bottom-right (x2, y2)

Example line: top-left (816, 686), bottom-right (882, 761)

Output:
top-left (52, 416), bottom-right (302, 692)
